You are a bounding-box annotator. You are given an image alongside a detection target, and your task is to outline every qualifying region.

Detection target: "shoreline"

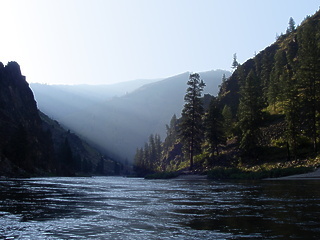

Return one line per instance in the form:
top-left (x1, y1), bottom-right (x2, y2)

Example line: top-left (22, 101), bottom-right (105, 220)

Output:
top-left (173, 174), bottom-right (207, 180)
top-left (265, 168), bottom-right (320, 180)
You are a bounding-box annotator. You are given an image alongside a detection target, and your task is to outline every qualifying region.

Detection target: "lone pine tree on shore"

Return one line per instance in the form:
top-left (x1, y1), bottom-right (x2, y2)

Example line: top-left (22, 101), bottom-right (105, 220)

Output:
top-left (179, 73), bottom-right (206, 170)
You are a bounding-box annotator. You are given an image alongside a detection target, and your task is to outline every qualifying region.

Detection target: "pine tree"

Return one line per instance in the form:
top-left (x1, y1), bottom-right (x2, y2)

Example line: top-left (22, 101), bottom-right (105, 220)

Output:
top-left (260, 49), bottom-right (276, 102)
top-left (163, 114), bottom-right (178, 152)
top-left (205, 98), bottom-right (225, 157)
top-left (154, 134), bottom-right (162, 169)
top-left (148, 134), bottom-right (156, 168)
top-left (161, 115), bottom-right (180, 171)
top-left (286, 17), bottom-right (296, 34)
top-left (237, 70), bottom-right (263, 158)
top-left (133, 147), bottom-right (144, 175)
top-left (296, 18), bottom-right (320, 153)
top-left (268, 50), bottom-right (288, 108)
top-left (282, 69), bottom-right (300, 160)
top-left (232, 53), bottom-right (239, 70)
top-left (222, 105), bottom-right (233, 137)
top-left (134, 134), bottom-right (163, 174)
top-left (143, 142), bottom-right (150, 171)
top-left (179, 73), bottom-right (206, 170)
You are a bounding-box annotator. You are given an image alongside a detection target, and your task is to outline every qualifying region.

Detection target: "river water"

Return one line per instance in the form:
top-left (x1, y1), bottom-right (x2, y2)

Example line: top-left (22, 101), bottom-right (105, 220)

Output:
top-left (0, 177), bottom-right (319, 239)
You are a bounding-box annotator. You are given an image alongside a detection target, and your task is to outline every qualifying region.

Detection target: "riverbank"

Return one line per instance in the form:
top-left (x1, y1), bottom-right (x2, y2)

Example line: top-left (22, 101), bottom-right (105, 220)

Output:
top-left (144, 166), bottom-right (319, 180)
top-left (173, 174), bottom-right (207, 180)
top-left (265, 168), bottom-right (320, 180)
top-left (174, 167), bottom-right (320, 181)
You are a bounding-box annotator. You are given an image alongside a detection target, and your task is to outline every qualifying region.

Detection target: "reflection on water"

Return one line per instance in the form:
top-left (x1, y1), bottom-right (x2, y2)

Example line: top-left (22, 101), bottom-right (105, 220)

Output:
top-left (0, 177), bottom-right (320, 239)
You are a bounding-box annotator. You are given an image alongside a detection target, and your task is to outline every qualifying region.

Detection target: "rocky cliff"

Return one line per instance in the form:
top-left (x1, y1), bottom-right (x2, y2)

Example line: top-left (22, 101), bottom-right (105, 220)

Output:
top-left (0, 61), bottom-right (121, 177)
top-left (0, 62), bottom-right (54, 176)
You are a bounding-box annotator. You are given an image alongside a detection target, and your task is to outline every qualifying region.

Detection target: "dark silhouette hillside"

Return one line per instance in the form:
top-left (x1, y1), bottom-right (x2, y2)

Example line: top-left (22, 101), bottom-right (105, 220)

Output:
top-left (0, 62), bottom-right (118, 177)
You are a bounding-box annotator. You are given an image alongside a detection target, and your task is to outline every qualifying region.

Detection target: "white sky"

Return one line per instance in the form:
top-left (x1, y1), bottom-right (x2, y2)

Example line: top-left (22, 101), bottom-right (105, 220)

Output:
top-left (0, 0), bottom-right (319, 84)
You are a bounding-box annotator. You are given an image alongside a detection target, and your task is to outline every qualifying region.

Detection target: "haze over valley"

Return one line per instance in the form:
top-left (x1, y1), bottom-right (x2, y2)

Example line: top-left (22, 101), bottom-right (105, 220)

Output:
top-left (31, 70), bottom-right (230, 161)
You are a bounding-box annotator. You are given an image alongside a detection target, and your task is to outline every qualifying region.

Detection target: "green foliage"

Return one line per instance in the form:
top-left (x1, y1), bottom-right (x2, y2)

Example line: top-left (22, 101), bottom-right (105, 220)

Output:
top-left (221, 105), bottom-right (233, 137)
top-left (271, 137), bottom-right (287, 148)
top-left (179, 73), bottom-right (206, 169)
top-left (237, 70), bottom-right (264, 158)
top-left (286, 17), bottom-right (296, 34)
top-left (296, 17), bottom-right (320, 153)
top-left (163, 114), bottom-right (179, 157)
top-left (133, 133), bottom-right (162, 176)
top-left (204, 98), bottom-right (226, 156)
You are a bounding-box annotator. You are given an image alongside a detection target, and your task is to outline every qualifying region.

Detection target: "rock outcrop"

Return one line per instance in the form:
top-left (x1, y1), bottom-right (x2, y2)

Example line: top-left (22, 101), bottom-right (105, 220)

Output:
top-left (0, 62), bottom-right (54, 176)
top-left (0, 61), bottom-right (121, 177)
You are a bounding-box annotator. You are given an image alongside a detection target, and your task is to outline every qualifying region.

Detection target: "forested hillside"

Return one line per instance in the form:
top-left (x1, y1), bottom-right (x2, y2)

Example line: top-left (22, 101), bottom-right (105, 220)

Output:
top-left (134, 10), bottom-right (320, 176)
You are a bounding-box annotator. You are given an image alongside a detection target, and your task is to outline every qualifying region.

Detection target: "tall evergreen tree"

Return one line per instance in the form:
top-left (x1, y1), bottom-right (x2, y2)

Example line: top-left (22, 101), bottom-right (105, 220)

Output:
top-left (268, 49), bottom-right (288, 107)
top-left (237, 70), bottom-right (263, 158)
top-left (222, 105), bottom-right (233, 137)
top-left (154, 134), bottom-right (162, 169)
top-left (148, 134), bottom-right (156, 167)
top-left (134, 147), bottom-right (146, 176)
top-left (286, 17), bottom-right (296, 34)
top-left (161, 115), bottom-right (180, 171)
top-left (143, 142), bottom-right (150, 170)
top-left (260, 48), bottom-right (277, 102)
top-left (179, 73), bottom-right (206, 169)
top-left (282, 69), bottom-right (300, 160)
top-left (205, 98), bottom-right (225, 157)
top-left (232, 53), bottom-right (239, 70)
top-left (163, 114), bottom-right (178, 153)
top-left (296, 18), bottom-right (320, 153)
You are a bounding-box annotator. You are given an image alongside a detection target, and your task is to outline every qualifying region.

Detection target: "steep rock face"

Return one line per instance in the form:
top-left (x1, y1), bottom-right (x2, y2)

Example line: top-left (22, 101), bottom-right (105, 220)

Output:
top-left (0, 62), bottom-right (54, 176)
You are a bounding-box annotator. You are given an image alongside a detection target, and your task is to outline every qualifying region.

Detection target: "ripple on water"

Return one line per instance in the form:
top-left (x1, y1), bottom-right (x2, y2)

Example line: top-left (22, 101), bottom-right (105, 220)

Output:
top-left (1, 177), bottom-right (320, 239)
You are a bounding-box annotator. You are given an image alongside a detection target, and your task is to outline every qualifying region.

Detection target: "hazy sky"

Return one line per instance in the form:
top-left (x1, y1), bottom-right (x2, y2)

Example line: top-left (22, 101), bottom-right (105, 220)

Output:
top-left (1, 0), bottom-right (319, 85)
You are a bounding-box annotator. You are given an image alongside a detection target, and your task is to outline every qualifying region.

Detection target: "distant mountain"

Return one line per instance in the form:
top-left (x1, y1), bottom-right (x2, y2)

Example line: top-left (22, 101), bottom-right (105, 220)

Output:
top-left (30, 79), bottom-right (159, 120)
top-left (32, 69), bottom-right (230, 161)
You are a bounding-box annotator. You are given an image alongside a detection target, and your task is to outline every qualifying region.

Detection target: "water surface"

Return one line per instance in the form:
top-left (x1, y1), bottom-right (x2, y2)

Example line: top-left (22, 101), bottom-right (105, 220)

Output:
top-left (0, 177), bottom-right (319, 239)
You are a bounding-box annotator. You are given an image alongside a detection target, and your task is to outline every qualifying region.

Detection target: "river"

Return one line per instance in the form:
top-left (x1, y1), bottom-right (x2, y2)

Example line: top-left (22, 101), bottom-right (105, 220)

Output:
top-left (0, 177), bottom-right (319, 239)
